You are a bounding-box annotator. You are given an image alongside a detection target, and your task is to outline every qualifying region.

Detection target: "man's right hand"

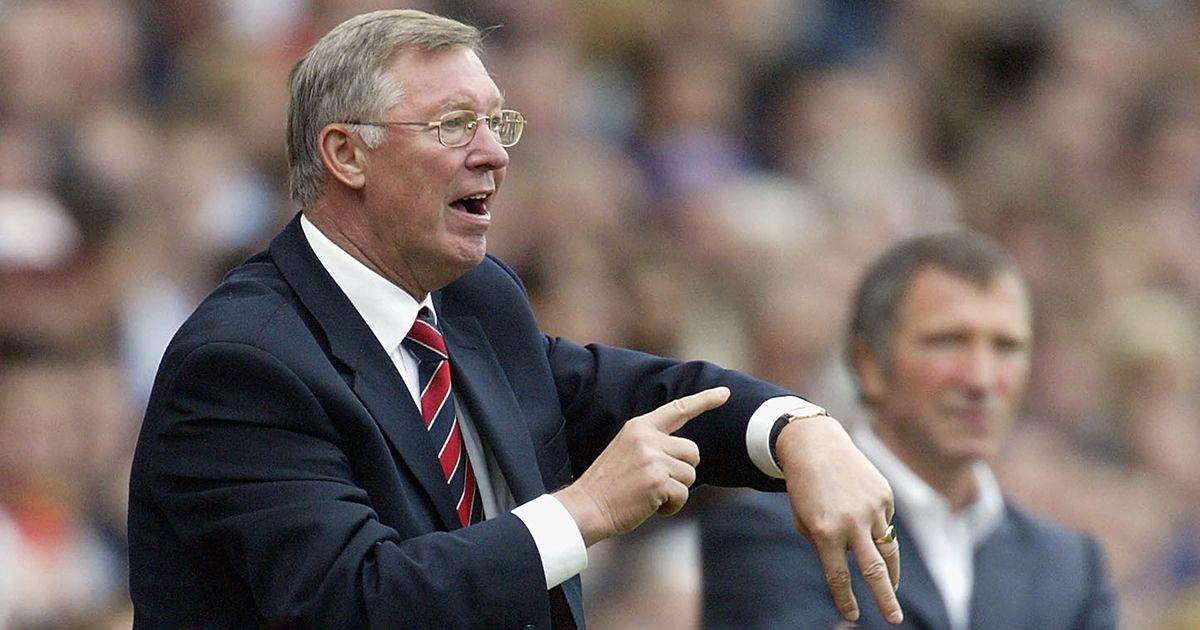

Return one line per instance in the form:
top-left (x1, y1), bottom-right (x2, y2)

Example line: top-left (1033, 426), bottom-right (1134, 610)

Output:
top-left (553, 387), bottom-right (730, 546)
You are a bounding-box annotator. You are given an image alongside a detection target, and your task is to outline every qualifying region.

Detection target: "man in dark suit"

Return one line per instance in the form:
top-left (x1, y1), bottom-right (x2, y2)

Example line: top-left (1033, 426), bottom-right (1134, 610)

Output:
top-left (128, 9), bottom-right (903, 629)
top-left (701, 231), bottom-right (1118, 629)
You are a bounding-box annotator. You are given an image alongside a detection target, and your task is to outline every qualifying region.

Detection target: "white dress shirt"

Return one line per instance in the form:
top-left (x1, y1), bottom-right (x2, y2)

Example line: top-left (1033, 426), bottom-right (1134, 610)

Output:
top-left (853, 427), bottom-right (1004, 630)
top-left (300, 214), bottom-right (803, 589)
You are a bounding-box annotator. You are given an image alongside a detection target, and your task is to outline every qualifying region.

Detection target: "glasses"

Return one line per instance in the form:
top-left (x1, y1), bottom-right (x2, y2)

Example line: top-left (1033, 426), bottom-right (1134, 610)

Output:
top-left (345, 109), bottom-right (526, 148)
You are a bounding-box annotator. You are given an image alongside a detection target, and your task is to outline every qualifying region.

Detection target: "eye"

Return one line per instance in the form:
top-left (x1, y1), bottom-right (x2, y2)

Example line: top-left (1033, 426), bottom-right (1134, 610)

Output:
top-left (439, 112), bottom-right (474, 131)
top-left (994, 337), bottom-right (1028, 354)
top-left (923, 332), bottom-right (966, 348)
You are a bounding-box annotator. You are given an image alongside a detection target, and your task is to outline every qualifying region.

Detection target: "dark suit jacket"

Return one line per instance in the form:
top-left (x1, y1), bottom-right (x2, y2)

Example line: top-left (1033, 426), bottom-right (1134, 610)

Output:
top-left (128, 215), bottom-right (790, 629)
top-left (700, 490), bottom-right (1118, 630)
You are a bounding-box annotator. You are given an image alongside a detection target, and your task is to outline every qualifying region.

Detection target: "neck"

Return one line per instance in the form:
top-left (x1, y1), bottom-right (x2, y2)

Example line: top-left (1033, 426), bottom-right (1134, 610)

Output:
top-left (930, 468), bottom-right (978, 512)
top-left (875, 426), bottom-right (980, 512)
top-left (303, 206), bottom-right (429, 301)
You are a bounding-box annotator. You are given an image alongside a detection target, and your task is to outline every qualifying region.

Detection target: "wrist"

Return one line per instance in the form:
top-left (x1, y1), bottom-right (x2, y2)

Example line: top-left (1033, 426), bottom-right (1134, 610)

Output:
top-left (768, 406), bottom-right (828, 471)
top-left (551, 484), bottom-right (608, 547)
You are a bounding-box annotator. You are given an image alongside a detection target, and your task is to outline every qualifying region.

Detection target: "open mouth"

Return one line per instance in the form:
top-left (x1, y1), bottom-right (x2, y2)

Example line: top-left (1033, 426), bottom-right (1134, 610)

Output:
top-left (451, 192), bottom-right (490, 216)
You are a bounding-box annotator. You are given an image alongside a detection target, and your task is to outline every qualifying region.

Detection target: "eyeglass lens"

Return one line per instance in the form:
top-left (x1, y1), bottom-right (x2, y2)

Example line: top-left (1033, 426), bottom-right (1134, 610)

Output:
top-left (439, 110), bottom-right (524, 147)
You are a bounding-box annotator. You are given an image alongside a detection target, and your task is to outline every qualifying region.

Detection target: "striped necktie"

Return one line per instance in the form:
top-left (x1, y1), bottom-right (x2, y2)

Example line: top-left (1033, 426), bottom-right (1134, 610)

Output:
top-left (403, 308), bottom-right (483, 527)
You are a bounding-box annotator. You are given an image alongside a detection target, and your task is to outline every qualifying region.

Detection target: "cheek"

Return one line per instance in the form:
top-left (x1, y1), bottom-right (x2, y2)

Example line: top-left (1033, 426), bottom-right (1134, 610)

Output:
top-left (995, 361), bottom-right (1031, 396)
top-left (898, 357), bottom-right (960, 394)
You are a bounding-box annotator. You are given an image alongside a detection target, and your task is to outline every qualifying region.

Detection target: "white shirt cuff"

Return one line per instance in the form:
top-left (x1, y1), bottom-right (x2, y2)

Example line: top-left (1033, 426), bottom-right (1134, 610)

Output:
top-left (746, 396), bottom-right (826, 479)
top-left (511, 493), bottom-right (588, 589)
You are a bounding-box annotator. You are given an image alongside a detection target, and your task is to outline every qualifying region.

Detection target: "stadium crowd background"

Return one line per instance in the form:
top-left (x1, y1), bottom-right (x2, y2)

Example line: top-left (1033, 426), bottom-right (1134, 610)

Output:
top-left (1, 0), bottom-right (1198, 627)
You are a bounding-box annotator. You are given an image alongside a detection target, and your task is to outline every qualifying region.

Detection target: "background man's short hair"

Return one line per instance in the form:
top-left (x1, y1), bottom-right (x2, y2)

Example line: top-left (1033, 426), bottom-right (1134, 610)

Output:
top-left (849, 229), bottom-right (1024, 371)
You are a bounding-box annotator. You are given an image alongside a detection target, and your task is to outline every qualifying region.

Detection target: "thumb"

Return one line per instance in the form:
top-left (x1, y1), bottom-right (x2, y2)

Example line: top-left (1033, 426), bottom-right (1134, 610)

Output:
top-left (648, 386), bottom-right (731, 434)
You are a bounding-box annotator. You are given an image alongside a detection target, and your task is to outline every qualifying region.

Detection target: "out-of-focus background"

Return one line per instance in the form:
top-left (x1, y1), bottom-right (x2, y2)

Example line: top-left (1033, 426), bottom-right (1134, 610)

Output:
top-left (1, 0), bottom-right (1198, 628)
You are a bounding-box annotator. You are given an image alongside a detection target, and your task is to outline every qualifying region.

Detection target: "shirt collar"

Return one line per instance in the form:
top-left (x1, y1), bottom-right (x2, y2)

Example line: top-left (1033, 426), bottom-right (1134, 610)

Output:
top-left (852, 425), bottom-right (1005, 545)
top-left (300, 214), bottom-right (435, 354)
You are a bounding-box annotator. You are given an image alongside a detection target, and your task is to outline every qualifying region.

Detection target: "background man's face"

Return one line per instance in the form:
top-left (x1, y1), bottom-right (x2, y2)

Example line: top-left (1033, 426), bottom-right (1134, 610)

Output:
top-left (864, 266), bottom-right (1032, 471)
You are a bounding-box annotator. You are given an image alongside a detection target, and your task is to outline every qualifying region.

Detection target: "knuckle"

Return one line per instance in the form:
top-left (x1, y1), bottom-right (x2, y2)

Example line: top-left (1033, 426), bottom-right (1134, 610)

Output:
top-left (657, 464), bottom-right (673, 484)
top-left (808, 517), bottom-right (844, 541)
top-left (826, 569), bottom-right (852, 590)
top-left (676, 439), bottom-right (701, 466)
top-left (670, 398), bottom-right (689, 415)
top-left (668, 487), bottom-right (690, 511)
top-left (678, 469), bottom-right (696, 487)
top-left (861, 559), bottom-right (889, 581)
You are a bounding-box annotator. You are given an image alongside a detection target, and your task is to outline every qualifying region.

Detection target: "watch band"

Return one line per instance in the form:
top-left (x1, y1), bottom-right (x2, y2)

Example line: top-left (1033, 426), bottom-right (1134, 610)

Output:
top-left (767, 406), bottom-right (828, 469)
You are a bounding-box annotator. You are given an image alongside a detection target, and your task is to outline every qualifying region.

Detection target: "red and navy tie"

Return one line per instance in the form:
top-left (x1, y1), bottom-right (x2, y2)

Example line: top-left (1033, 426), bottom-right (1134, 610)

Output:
top-left (403, 308), bottom-right (483, 527)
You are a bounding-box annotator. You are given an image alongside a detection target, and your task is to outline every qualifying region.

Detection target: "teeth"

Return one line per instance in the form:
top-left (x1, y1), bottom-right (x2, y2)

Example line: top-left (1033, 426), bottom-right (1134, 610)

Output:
top-left (462, 193), bottom-right (488, 201)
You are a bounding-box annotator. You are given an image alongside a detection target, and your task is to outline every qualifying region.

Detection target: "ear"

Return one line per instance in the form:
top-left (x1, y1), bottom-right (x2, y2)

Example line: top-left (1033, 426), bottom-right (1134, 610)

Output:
top-left (318, 124), bottom-right (368, 191)
top-left (851, 334), bottom-right (887, 407)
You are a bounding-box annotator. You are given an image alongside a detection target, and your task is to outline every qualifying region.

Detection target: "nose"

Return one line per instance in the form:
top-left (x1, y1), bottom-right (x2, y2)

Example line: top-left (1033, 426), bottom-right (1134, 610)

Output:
top-left (961, 344), bottom-right (1000, 392)
top-left (465, 122), bottom-right (509, 171)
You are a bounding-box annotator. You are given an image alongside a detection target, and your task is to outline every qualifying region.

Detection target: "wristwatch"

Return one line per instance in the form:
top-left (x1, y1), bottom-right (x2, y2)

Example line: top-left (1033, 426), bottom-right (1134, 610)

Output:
top-left (768, 404), bottom-right (829, 470)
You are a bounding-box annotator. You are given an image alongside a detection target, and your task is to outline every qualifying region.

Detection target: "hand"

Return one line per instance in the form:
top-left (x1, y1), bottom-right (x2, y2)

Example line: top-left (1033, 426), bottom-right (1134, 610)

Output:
top-left (554, 387), bottom-right (729, 546)
top-left (775, 415), bottom-right (903, 625)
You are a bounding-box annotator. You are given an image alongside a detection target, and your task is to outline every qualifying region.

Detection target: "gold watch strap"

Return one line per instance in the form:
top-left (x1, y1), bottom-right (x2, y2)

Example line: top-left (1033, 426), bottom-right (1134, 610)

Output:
top-left (768, 407), bottom-right (828, 468)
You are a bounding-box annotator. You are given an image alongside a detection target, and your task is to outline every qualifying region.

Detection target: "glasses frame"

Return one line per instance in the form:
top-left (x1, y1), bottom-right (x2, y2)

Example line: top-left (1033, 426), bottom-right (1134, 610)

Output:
top-left (343, 109), bottom-right (526, 148)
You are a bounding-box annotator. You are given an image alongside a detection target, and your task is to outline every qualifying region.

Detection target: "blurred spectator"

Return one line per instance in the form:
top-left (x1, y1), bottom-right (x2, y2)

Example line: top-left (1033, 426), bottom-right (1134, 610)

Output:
top-left (0, 350), bottom-right (132, 628)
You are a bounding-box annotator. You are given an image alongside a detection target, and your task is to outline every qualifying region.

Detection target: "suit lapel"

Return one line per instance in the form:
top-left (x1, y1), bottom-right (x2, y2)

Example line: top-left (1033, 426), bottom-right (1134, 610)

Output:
top-left (435, 298), bottom-right (583, 627)
top-left (891, 517), bottom-right (953, 630)
top-left (436, 308), bottom-right (547, 503)
top-left (969, 508), bottom-right (1030, 628)
top-left (270, 216), bottom-right (461, 531)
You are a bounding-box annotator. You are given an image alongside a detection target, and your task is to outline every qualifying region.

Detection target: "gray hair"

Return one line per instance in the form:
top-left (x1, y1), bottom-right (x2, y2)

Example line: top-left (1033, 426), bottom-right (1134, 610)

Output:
top-left (286, 9), bottom-right (483, 209)
top-left (849, 230), bottom-right (1025, 376)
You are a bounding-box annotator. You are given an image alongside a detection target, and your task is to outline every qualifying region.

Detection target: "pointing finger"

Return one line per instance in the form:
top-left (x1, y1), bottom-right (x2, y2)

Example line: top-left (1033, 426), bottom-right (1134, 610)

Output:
top-left (647, 387), bottom-right (730, 434)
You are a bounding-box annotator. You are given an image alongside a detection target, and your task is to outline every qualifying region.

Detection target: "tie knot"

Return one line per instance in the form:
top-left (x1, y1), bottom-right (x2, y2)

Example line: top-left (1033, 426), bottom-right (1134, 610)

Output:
top-left (403, 308), bottom-right (448, 361)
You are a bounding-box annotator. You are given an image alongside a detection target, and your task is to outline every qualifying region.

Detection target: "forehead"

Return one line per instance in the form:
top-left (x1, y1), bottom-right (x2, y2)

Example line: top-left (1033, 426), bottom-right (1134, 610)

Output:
top-left (898, 266), bottom-right (1031, 333)
top-left (386, 47), bottom-right (503, 113)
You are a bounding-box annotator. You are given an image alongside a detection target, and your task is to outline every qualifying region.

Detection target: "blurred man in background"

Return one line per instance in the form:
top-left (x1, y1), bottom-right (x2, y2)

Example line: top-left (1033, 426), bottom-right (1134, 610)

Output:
top-left (701, 230), bottom-right (1117, 629)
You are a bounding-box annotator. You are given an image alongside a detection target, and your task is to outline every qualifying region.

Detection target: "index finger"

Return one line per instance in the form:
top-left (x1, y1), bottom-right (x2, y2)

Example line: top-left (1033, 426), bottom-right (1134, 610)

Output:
top-left (646, 387), bottom-right (730, 434)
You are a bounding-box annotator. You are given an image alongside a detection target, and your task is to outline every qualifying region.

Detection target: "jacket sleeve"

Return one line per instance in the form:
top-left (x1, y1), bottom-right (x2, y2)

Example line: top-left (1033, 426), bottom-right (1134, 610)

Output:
top-left (547, 336), bottom-right (792, 491)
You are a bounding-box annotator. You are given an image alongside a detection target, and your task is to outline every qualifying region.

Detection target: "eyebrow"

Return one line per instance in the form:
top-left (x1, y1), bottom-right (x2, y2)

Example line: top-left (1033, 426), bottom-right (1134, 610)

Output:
top-left (434, 91), bottom-right (506, 113)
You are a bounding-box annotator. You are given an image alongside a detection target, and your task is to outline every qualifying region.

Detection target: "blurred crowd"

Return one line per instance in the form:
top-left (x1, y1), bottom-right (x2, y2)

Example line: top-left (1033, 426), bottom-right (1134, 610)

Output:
top-left (1, 0), bottom-right (1198, 628)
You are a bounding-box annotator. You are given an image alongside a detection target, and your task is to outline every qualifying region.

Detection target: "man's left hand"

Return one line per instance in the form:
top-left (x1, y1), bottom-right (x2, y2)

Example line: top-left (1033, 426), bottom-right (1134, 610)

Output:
top-left (774, 415), bottom-right (903, 625)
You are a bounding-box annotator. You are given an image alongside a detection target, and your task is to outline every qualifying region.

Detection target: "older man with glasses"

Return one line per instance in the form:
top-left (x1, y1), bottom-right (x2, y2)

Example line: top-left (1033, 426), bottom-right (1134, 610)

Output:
top-left (128, 9), bottom-right (901, 629)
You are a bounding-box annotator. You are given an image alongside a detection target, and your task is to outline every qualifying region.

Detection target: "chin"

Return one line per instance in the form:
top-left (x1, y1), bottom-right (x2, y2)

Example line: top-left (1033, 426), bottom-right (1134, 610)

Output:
top-left (947, 441), bottom-right (1000, 463)
top-left (462, 247), bottom-right (487, 268)
top-left (461, 236), bottom-right (487, 258)
top-left (446, 239), bottom-right (487, 266)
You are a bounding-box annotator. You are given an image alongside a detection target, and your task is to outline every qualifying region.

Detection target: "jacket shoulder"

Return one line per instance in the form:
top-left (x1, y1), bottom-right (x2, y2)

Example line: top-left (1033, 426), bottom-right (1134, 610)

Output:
top-left (164, 254), bottom-right (312, 362)
top-left (438, 255), bottom-right (533, 322)
top-left (445, 255), bottom-right (526, 296)
top-left (1003, 502), bottom-right (1104, 557)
